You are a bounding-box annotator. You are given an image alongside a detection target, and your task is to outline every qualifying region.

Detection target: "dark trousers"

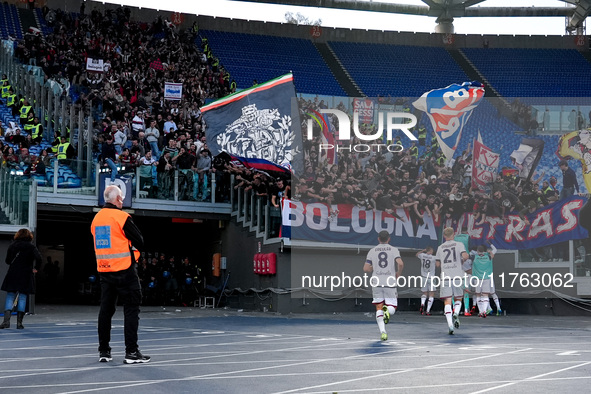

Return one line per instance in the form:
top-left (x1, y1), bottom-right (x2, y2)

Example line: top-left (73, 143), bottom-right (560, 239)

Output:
top-left (98, 265), bottom-right (142, 354)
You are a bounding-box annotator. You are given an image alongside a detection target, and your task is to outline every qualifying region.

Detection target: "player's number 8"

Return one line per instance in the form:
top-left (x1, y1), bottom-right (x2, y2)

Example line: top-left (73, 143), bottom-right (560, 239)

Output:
top-left (378, 252), bottom-right (388, 268)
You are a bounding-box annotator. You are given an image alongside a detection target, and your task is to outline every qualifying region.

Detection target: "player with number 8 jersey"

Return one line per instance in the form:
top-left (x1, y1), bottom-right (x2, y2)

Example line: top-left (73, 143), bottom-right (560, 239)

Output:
top-left (363, 230), bottom-right (404, 341)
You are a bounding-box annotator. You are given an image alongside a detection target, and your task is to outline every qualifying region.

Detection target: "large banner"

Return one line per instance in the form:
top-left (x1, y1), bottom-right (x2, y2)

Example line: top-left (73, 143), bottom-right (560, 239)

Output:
top-left (283, 200), bottom-right (440, 249)
top-left (201, 73), bottom-right (302, 173)
top-left (282, 196), bottom-right (588, 250)
top-left (413, 81), bottom-right (485, 161)
top-left (557, 129), bottom-right (591, 192)
top-left (472, 138), bottom-right (499, 191)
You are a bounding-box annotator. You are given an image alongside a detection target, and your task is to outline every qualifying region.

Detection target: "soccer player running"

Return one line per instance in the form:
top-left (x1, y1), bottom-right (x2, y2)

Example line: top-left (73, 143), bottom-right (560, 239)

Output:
top-left (454, 226), bottom-right (474, 316)
top-left (472, 242), bottom-right (497, 317)
top-left (436, 227), bottom-right (469, 335)
top-left (416, 247), bottom-right (436, 315)
top-left (363, 230), bottom-right (404, 341)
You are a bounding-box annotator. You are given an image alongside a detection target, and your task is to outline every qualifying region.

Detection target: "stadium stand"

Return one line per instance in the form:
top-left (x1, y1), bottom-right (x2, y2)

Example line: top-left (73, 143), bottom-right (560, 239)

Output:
top-left (462, 48), bottom-right (591, 98)
top-left (0, 3), bottom-right (23, 40)
top-left (201, 30), bottom-right (347, 95)
top-left (328, 41), bottom-right (468, 97)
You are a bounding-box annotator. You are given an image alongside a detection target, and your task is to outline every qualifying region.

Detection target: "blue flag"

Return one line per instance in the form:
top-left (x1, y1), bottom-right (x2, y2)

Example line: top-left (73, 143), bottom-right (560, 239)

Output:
top-left (201, 73), bottom-right (302, 174)
top-left (413, 81), bottom-right (485, 161)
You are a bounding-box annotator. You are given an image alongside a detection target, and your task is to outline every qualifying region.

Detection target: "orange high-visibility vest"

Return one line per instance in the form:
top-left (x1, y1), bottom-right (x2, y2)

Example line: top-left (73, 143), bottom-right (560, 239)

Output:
top-left (91, 208), bottom-right (140, 272)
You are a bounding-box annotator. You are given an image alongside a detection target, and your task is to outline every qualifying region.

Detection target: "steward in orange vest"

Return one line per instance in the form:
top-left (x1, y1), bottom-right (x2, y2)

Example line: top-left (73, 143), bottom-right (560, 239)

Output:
top-left (91, 189), bottom-right (142, 272)
top-left (90, 185), bottom-right (150, 364)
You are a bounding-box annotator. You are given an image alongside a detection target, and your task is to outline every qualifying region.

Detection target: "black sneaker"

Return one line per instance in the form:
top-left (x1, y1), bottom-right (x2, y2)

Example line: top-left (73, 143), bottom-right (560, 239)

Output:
top-left (124, 350), bottom-right (151, 364)
top-left (99, 351), bottom-right (112, 363)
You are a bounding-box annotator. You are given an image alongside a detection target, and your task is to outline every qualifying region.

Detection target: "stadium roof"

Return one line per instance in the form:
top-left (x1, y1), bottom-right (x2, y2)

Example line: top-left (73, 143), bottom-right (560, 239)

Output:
top-left (233, 0), bottom-right (588, 33)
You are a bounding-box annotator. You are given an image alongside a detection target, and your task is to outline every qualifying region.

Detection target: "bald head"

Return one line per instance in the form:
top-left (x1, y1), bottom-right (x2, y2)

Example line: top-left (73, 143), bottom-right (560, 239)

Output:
top-left (104, 185), bottom-right (123, 207)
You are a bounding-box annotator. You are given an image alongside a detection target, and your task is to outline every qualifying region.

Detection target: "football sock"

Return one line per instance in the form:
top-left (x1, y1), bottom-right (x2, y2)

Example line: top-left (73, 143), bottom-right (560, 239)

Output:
top-left (453, 300), bottom-right (462, 316)
top-left (427, 297), bottom-right (434, 312)
top-left (376, 310), bottom-right (386, 333)
top-left (477, 296), bottom-right (485, 314)
top-left (492, 293), bottom-right (501, 310)
top-left (445, 304), bottom-right (453, 328)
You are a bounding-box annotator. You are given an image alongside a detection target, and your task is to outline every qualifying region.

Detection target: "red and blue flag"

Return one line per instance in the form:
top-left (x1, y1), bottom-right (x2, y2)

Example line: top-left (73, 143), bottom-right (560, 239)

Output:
top-left (413, 81), bottom-right (485, 161)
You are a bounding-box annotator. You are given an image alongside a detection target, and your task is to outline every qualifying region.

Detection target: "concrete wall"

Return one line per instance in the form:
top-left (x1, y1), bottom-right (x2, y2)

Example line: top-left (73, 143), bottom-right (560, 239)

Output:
top-left (219, 220), bottom-right (289, 313)
top-left (222, 240), bottom-right (591, 315)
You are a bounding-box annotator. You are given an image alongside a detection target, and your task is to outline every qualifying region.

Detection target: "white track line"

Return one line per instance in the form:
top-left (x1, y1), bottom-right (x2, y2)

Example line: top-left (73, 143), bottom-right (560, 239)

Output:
top-left (52, 343), bottom-right (442, 394)
top-left (271, 348), bottom-right (531, 394)
top-left (297, 375), bottom-right (591, 393)
top-left (470, 361), bottom-right (591, 394)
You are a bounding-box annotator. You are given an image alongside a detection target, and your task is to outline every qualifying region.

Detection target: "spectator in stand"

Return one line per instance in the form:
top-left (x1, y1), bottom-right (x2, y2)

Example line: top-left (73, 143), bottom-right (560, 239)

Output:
top-left (138, 151), bottom-right (157, 197)
top-left (492, 189), bottom-right (524, 222)
top-left (541, 179), bottom-right (559, 203)
top-left (270, 178), bottom-right (287, 208)
top-left (132, 111), bottom-right (145, 139)
top-left (101, 135), bottom-right (118, 183)
top-left (144, 120), bottom-right (160, 159)
top-left (163, 138), bottom-right (179, 159)
top-left (33, 148), bottom-right (53, 175)
top-left (113, 124), bottom-right (127, 155)
top-left (157, 151), bottom-right (174, 199)
top-left (129, 137), bottom-right (144, 160)
top-left (3, 147), bottom-right (18, 168)
top-left (17, 147), bottom-right (32, 173)
top-left (163, 115), bottom-right (177, 142)
top-left (559, 160), bottom-right (579, 199)
top-left (118, 148), bottom-right (136, 174)
top-left (195, 149), bottom-right (212, 201)
top-left (173, 146), bottom-right (195, 200)
top-left (5, 122), bottom-right (25, 145)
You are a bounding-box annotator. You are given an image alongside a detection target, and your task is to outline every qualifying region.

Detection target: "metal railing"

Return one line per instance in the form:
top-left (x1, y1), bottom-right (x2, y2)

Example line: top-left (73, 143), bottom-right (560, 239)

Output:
top-left (230, 176), bottom-right (282, 242)
top-left (0, 166), bottom-right (37, 230)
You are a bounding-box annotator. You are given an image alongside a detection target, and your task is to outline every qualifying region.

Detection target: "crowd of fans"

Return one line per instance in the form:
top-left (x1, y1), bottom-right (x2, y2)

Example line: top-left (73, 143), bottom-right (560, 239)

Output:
top-left (294, 96), bottom-right (580, 262)
top-left (2, 6), bottom-right (281, 203)
top-left (23, 6), bottom-right (234, 201)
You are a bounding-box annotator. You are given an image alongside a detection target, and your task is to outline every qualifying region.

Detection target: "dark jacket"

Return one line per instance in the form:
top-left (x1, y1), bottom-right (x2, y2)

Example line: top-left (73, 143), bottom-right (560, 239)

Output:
top-left (2, 239), bottom-right (43, 294)
top-left (101, 141), bottom-right (117, 163)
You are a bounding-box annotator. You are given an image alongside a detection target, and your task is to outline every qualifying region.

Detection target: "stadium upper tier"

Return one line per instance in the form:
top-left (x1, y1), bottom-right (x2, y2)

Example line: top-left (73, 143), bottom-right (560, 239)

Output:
top-left (462, 48), bottom-right (591, 98)
top-left (200, 30), bottom-right (347, 96)
top-left (0, 3), bottom-right (23, 40)
top-left (328, 41), bottom-right (469, 97)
